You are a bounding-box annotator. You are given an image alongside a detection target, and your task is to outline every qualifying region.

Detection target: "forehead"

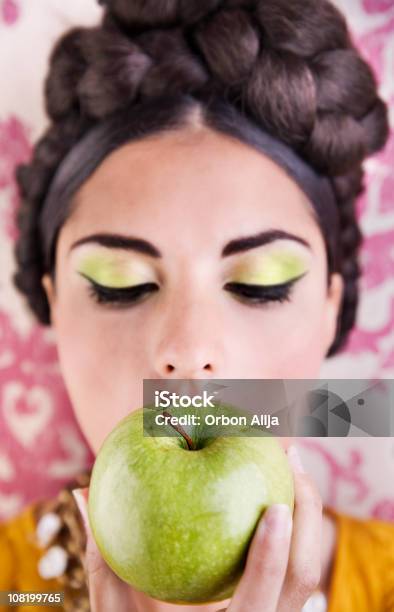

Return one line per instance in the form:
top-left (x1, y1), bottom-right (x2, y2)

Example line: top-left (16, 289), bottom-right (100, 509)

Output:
top-left (59, 127), bottom-right (319, 253)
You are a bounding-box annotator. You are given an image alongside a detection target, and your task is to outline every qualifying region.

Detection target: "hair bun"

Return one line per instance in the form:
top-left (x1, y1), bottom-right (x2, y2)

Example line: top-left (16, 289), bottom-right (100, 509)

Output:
top-left (193, 8), bottom-right (260, 84)
top-left (102, 0), bottom-right (222, 28)
top-left (255, 0), bottom-right (350, 57)
top-left (135, 28), bottom-right (209, 98)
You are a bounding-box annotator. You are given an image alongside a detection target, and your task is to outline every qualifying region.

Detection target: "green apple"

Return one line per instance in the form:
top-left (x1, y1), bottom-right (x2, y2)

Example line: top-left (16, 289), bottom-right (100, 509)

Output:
top-left (88, 404), bottom-right (294, 604)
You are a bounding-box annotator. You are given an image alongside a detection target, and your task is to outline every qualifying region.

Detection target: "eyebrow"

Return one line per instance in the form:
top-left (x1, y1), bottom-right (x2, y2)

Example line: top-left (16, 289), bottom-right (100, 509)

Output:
top-left (69, 229), bottom-right (311, 258)
top-left (221, 229), bottom-right (311, 256)
top-left (70, 233), bottom-right (162, 257)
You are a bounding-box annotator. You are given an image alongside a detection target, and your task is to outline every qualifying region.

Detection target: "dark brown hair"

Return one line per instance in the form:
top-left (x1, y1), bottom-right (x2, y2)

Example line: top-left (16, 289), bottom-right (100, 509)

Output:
top-left (13, 0), bottom-right (390, 357)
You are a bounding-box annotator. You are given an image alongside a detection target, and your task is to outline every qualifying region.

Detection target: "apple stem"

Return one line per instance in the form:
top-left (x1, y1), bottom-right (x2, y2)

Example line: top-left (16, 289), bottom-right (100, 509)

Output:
top-left (162, 410), bottom-right (196, 450)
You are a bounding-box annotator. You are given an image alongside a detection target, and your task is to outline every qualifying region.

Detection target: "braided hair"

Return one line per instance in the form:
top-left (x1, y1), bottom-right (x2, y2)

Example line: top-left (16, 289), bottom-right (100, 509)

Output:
top-left (13, 0), bottom-right (390, 357)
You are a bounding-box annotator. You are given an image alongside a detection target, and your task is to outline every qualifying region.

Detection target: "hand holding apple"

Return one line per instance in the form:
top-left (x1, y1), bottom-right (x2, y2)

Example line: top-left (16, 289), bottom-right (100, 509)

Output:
top-left (73, 442), bottom-right (323, 612)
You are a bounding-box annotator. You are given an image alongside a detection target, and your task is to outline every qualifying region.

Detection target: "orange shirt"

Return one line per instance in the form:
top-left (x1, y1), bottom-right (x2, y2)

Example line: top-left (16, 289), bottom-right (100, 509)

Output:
top-left (0, 504), bottom-right (60, 612)
top-left (324, 506), bottom-right (394, 612)
top-left (1, 504), bottom-right (394, 611)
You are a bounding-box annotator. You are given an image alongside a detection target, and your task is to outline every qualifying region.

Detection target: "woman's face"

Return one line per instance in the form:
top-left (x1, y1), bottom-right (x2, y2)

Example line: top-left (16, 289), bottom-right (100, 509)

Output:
top-left (42, 126), bottom-right (343, 453)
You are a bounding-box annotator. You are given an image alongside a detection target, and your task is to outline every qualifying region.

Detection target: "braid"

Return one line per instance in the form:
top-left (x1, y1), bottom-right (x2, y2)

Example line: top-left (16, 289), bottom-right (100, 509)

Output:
top-left (32, 471), bottom-right (91, 611)
top-left (13, 0), bottom-right (390, 359)
top-left (327, 196), bottom-right (363, 356)
top-left (326, 167), bottom-right (365, 356)
top-left (13, 112), bottom-right (92, 323)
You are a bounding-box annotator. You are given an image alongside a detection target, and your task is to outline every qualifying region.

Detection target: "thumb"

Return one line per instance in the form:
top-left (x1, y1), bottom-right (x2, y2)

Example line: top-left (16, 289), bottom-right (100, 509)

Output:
top-left (72, 487), bottom-right (101, 576)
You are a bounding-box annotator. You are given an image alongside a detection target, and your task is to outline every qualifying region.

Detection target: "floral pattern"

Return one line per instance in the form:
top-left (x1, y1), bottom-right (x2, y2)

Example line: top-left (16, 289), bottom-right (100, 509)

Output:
top-left (0, 0), bottom-right (393, 521)
top-left (1, 0), bottom-right (19, 25)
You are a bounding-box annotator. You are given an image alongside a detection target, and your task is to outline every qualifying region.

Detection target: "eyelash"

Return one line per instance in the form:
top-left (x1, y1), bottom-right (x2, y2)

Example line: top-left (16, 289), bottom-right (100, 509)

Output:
top-left (86, 275), bottom-right (304, 309)
top-left (87, 281), bottom-right (159, 308)
top-left (223, 279), bottom-right (297, 305)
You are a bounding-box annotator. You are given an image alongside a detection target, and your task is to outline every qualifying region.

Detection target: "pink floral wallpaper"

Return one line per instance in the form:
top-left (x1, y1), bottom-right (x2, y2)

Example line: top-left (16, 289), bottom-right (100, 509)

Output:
top-left (0, 0), bottom-right (393, 522)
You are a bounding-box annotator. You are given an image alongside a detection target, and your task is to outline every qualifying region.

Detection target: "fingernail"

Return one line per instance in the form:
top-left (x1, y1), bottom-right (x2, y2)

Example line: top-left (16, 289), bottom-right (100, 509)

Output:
top-left (262, 504), bottom-right (292, 539)
top-left (72, 488), bottom-right (89, 531)
top-left (287, 445), bottom-right (306, 473)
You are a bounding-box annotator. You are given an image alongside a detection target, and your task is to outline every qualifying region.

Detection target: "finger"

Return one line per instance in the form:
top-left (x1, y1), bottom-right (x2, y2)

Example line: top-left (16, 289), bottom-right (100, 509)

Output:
top-left (227, 503), bottom-right (293, 612)
top-left (72, 488), bottom-right (137, 612)
top-left (277, 446), bottom-right (323, 612)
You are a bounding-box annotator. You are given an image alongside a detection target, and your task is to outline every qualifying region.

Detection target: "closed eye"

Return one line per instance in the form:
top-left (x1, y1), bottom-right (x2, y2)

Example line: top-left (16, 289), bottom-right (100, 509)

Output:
top-left (82, 275), bottom-right (159, 308)
top-left (223, 272), bottom-right (307, 305)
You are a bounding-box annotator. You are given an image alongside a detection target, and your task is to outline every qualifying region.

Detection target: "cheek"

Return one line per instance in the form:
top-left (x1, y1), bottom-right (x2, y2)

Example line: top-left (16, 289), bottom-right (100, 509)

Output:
top-left (53, 303), bottom-right (147, 452)
top-left (233, 284), bottom-right (328, 378)
top-left (266, 322), bottom-right (327, 377)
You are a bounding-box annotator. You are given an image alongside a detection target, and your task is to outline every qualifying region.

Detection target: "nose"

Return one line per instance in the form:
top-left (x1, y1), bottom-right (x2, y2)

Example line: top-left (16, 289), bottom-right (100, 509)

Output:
top-left (151, 291), bottom-right (223, 379)
top-left (161, 361), bottom-right (213, 377)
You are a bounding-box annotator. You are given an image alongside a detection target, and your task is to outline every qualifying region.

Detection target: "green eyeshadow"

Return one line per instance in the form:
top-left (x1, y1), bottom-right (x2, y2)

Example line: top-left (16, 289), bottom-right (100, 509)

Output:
top-left (231, 251), bottom-right (308, 286)
top-left (76, 252), bottom-right (152, 288)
